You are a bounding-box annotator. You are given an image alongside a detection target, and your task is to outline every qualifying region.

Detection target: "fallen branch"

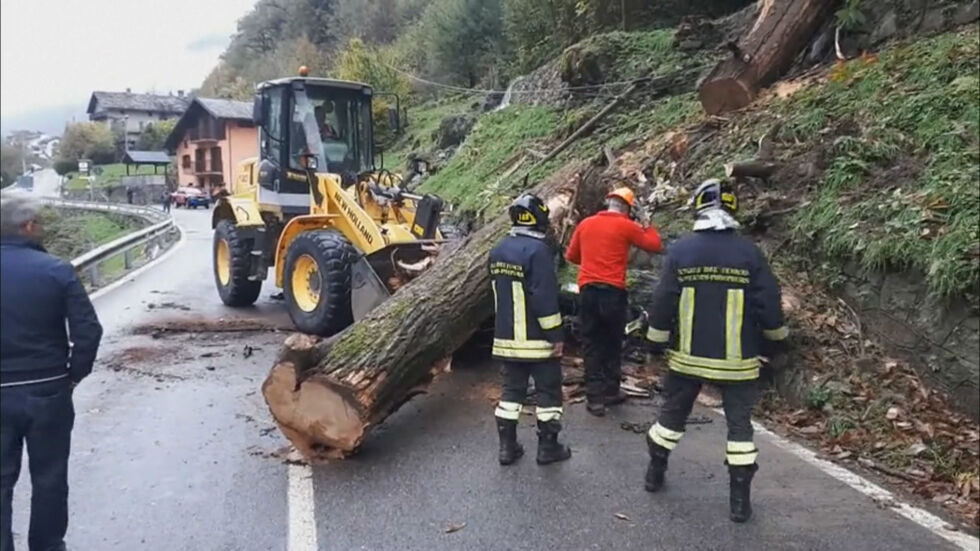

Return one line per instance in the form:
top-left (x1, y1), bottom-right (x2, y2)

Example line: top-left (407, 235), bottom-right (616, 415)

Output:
top-left (857, 457), bottom-right (926, 484)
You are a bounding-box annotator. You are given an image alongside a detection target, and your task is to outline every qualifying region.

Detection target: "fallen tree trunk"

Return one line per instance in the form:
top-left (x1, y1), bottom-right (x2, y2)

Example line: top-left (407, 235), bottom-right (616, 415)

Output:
top-left (698, 0), bottom-right (832, 115)
top-left (263, 164), bottom-right (598, 459)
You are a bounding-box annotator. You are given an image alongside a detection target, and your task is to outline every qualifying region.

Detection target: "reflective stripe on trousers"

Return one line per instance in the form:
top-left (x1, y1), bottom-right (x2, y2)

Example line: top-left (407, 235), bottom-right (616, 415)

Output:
top-left (494, 401), bottom-right (522, 420)
top-left (726, 440), bottom-right (758, 465)
top-left (536, 406), bottom-right (562, 422)
top-left (648, 422), bottom-right (684, 450)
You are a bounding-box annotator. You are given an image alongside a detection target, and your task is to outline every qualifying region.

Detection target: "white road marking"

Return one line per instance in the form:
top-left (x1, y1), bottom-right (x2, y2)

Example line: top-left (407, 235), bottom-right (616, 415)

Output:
top-left (288, 463), bottom-right (318, 551)
top-left (89, 220), bottom-right (188, 301)
top-left (742, 415), bottom-right (979, 550)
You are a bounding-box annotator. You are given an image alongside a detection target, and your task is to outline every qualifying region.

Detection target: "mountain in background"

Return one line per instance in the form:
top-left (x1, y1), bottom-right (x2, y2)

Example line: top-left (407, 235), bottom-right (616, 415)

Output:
top-left (1, 103), bottom-right (87, 137)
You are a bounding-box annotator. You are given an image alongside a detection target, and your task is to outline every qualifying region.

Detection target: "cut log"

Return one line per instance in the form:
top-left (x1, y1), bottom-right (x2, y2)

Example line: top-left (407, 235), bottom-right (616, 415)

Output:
top-left (725, 160), bottom-right (780, 180)
top-left (263, 163), bottom-right (600, 459)
top-left (698, 0), bottom-right (833, 115)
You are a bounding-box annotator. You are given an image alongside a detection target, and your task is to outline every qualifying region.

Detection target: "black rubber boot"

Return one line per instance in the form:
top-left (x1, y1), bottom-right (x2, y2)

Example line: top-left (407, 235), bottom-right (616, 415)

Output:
top-left (645, 435), bottom-right (670, 492)
top-left (604, 390), bottom-right (628, 406)
top-left (496, 418), bottom-right (524, 465)
top-left (729, 463), bottom-right (758, 523)
top-left (586, 402), bottom-right (606, 417)
top-left (536, 420), bottom-right (572, 465)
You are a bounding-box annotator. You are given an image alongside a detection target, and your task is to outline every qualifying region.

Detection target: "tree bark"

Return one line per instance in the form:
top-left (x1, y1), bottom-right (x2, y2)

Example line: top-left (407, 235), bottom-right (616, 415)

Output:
top-left (698, 0), bottom-right (833, 115)
top-left (262, 163), bottom-right (596, 459)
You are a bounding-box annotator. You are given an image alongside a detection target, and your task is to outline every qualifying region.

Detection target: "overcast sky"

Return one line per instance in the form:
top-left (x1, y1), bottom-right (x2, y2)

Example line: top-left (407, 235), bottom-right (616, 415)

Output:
top-left (1, 0), bottom-right (256, 132)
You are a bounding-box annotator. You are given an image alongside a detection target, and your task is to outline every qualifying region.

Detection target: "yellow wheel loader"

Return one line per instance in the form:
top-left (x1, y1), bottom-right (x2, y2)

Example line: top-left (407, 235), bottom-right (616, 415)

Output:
top-left (211, 72), bottom-right (445, 335)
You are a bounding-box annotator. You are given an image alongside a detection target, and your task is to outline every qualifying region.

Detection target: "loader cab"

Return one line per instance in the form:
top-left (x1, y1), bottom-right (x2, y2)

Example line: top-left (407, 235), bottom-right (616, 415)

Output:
top-left (252, 77), bottom-right (376, 213)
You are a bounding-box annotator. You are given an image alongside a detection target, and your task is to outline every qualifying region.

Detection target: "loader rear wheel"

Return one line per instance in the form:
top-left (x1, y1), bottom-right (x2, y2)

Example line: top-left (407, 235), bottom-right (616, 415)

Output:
top-left (214, 219), bottom-right (262, 307)
top-left (283, 230), bottom-right (355, 336)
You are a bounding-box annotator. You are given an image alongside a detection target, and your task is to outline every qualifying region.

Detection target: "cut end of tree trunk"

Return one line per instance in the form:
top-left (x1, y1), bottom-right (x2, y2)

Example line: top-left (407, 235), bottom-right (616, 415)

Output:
top-left (262, 361), bottom-right (367, 458)
top-left (698, 0), bottom-right (832, 115)
top-left (725, 160), bottom-right (780, 180)
top-left (699, 77), bottom-right (756, 116)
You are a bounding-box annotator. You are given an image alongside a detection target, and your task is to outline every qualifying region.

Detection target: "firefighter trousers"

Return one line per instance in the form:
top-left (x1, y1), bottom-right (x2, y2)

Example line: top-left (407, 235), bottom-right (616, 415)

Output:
top-left (580, 284), bottom-right (628, 403)
top-left (495, 360), bottom-right (563, 423)
top-left (649, 372), bottom-right (760, 466)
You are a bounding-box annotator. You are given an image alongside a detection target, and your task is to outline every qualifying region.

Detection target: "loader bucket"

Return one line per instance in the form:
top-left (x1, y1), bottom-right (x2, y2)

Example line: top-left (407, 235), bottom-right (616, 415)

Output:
top-left (350, 240), bottom-right (443, 321)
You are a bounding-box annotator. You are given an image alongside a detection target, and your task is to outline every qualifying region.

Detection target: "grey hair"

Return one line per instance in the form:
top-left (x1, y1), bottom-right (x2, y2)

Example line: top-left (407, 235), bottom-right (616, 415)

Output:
top-left (0, 192), bottom-right (41, 237)
top-left (607, 197), bottom-right (630, 214)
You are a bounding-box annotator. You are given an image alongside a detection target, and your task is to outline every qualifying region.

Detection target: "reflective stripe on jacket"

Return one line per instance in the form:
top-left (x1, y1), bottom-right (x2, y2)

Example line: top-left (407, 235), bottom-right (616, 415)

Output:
top-left (646, 230), bottom-right (787, 381)
top-left (489, 229), bottom-right (563, 361)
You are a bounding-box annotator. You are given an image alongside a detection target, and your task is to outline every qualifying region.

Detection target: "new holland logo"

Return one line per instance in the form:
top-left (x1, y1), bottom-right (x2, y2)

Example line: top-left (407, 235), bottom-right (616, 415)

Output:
top-left (334, 190), bottom-right (374, 245)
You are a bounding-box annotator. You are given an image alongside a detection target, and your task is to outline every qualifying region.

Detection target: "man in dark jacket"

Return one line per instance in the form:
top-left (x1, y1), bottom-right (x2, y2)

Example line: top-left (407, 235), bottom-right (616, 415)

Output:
top-left (489, 193), bottom-right (571, 466)
top-left (642, 180), bottom-right (788, 523)
top-left (1, 192), bottom-right (103, 551)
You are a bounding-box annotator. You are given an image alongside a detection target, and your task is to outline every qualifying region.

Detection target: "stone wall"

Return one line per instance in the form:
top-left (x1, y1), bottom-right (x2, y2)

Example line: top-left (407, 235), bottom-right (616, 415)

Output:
top-left (839, 263), bottom-right (979, 420)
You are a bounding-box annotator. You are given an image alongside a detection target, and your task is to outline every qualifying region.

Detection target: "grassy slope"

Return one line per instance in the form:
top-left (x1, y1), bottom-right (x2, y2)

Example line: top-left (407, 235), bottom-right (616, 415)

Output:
top-left (394, 27), bottom-right (977, 299)
top-left (681, 29), bottom-right (979, 301)
top-left (398, 29), bottom-right (710, 221)
top-left (39, 207), bottom-right (141, 260)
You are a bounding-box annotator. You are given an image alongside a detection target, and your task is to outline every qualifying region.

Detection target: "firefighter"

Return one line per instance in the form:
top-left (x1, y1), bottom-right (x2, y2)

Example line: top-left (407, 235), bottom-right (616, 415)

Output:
top-left (643, 179), bottom-right (788, 523)
top-left (489, 193), bottom-right (572, 466)
top-left (565, 186), bottom-right (663, 416)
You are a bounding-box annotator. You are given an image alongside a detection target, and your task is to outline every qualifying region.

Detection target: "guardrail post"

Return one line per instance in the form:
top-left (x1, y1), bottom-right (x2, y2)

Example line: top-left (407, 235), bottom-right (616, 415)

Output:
top-left (124, 249), bottom-right (133, 269)
top-left (87, 264), bottom-right (101, 288)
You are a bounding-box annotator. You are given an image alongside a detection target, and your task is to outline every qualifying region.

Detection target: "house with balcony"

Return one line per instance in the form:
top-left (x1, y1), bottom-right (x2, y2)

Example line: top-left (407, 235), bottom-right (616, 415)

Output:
top-left (87, 89), bottom-right (190, 149)
top-left (164, 98), bottom-right (258, 192)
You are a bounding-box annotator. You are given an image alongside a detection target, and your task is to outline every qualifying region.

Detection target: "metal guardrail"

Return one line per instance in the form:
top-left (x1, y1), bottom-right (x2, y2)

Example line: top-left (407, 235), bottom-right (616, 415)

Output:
top-left (40, 198), bottom-right (177, 283)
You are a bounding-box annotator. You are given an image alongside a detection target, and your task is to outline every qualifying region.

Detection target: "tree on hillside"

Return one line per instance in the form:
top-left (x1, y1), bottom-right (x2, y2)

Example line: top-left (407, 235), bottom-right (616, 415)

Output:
top-left (56, 122), bottom-right (115, 166)
top-left (503, 0), bottom-right (587, 72)
top-left (427, 0), bottom-right (505, 87)
top-left (1, 144), bottom-right (25, 187)
top-left (284, 0), bottom-right (337, 46)
top-left (335, 37), bottom-right (412, 142)
top-left (135, 119), bottom-right (177, 151)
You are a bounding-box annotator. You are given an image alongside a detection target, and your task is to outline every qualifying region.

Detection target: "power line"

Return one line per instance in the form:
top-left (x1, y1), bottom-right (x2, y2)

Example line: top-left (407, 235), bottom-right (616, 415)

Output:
top-left (378, 60), bottom-right (649, 96)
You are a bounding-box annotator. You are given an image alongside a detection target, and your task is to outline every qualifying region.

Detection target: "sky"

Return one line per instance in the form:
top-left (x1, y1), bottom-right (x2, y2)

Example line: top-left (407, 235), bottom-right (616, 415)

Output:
top-left (0, 0), bottom-right (256, 135)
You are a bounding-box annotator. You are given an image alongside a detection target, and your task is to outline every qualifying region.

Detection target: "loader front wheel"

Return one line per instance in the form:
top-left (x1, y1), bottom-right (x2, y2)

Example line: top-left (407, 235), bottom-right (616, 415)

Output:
top-left (214, 220), bottom-right (262, 307)
top-left (283, 230), bottom-right (355, 336)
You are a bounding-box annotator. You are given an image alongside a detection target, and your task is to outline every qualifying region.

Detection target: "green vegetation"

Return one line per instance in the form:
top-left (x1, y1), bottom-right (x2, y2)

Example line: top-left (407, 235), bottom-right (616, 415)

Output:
top-left (64, 163), bottom-right (165, 190)
top-left (38, 207), bottom-right (142, 260)
top-left (385, 95), bottom-right (473, 167)
top-left (786, 30), bottom-right (979, 299)
top-left (673, 29), bottom-right (979, 301)
top-left (56, 122), bottom-right (115, 170)
top-left (420, 105), bottom-right (559, 215)
top-left (1, 144), bottom-right (24, 187)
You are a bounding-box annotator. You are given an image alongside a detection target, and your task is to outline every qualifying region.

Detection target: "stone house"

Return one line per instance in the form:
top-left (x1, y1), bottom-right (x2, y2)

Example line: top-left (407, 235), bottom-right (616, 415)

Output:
top-left (87, 89), bottom-right (190, 149)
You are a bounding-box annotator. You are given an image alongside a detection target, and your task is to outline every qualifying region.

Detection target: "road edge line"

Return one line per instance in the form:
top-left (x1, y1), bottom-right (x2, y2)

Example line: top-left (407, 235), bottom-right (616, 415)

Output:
top-left (742, 415), bottom-right (978, 550)
top-left (288, 463), bottom-right (318, 551)
top-left (89, 223), bottom-right (187, 301)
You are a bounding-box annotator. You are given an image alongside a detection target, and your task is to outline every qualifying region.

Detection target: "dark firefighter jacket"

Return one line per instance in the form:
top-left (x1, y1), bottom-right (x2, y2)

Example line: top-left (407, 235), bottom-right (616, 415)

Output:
top-left (489, 229), bottom-right (563, 361)
top-left (646, 230), bottom-right (787, 382)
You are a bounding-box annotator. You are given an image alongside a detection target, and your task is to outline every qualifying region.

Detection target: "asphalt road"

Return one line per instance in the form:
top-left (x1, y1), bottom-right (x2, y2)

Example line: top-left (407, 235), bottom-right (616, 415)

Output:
top-left (9, 207), bottom-right (976, 550)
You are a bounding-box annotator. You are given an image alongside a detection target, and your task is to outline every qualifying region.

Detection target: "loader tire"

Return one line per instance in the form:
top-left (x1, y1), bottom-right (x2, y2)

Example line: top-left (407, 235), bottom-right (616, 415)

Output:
top-left (214, 219), bottom-right (262, 307)
top-left (283, 229), bottom-right (355, 336)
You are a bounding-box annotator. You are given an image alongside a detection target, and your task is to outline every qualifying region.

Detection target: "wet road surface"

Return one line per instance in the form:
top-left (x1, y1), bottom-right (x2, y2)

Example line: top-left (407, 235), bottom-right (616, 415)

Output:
top-left (9, 207), bottom-right (976, 550)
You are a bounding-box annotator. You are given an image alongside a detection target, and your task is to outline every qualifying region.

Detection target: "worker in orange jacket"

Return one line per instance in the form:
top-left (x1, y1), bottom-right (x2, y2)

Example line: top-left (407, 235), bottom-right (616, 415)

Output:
top-left (565, 187), bottom-right (663, 416)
